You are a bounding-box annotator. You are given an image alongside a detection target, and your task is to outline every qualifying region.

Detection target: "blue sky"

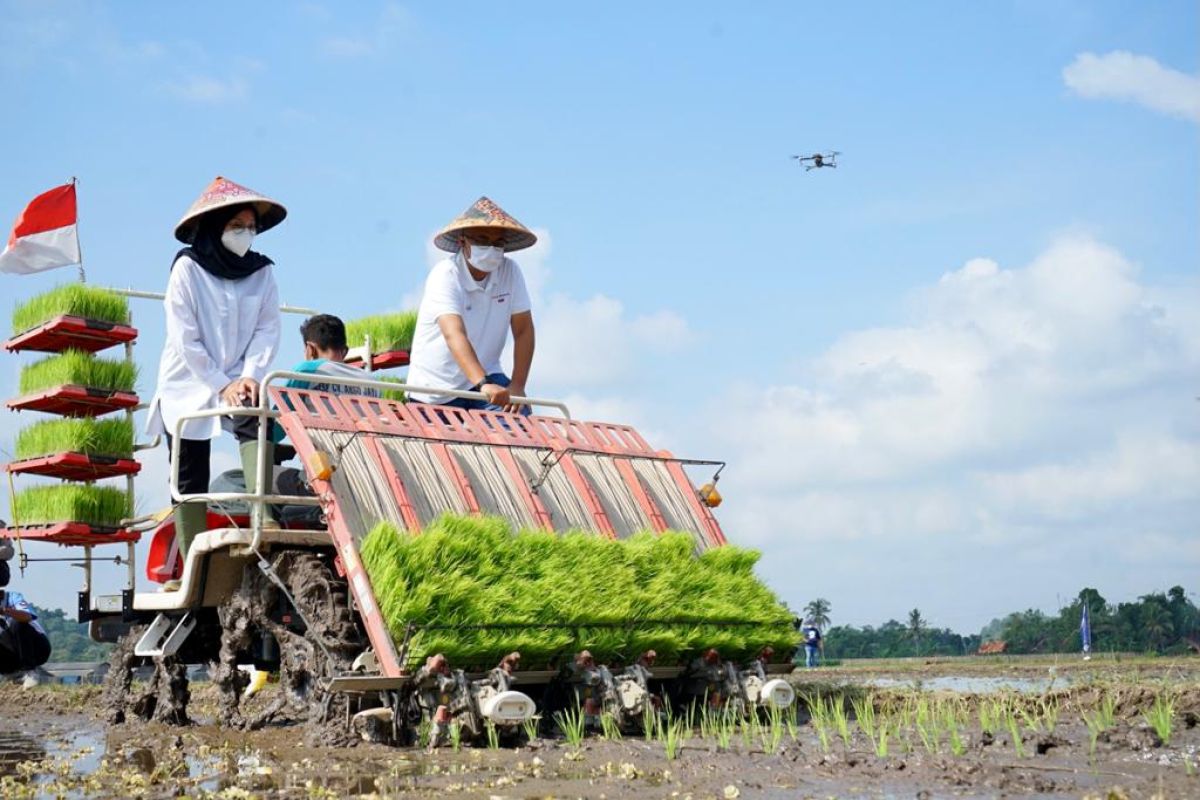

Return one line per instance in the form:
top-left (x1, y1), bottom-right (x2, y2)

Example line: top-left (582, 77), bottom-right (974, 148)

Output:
top-left (1, 1), bottom-right (1197, 633)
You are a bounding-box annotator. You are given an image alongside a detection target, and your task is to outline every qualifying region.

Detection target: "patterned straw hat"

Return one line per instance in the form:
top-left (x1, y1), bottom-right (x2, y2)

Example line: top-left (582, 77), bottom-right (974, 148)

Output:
top-left (433, 196), bottom-right (537, 253)
top-left (174, 176), bottom-right (288, 244)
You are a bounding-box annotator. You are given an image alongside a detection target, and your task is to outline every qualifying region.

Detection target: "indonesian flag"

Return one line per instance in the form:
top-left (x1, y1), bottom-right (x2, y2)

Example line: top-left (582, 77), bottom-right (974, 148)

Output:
top-left (0, 182), bottom-right (81, 275)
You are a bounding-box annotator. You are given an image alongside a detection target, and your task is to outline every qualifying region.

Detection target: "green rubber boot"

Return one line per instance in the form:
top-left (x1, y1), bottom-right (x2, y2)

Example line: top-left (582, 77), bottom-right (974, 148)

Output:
top-left (174, 501), bottom-right (208, 560)
top-left (239, 440), bottom-right (279, 527)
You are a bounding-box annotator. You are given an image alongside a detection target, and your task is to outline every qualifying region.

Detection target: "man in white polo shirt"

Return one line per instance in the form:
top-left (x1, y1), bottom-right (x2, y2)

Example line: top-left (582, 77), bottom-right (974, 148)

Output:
top-left (407, 197), bottom-right (536, 415)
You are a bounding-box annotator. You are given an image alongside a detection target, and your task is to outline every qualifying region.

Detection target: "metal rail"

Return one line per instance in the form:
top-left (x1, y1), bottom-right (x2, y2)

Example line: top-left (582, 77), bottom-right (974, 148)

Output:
top-left (104, 287), bottom-right (320, 317)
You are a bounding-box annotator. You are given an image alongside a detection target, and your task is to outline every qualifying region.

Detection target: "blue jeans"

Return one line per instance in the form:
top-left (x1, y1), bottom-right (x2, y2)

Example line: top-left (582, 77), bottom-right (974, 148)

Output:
top-left (425, 373), bottom-right (532, 416)
top-left (805, 644), bottom-right (820, 668)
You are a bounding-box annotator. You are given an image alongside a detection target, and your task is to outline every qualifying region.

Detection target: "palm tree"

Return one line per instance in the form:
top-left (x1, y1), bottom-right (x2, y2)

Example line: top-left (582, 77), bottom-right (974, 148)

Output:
top-left (804, 598), bottom-right (832, 630)
top-left (907, 609), bottom-right (927, 656)
top-left (1141, 602), bottom-right (1172, 652)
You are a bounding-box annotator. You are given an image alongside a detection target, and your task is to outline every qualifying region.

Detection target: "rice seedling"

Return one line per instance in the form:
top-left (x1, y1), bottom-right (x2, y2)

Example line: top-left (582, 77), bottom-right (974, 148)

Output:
top-left (714, 709), bottom-right (737, 751)
top-left (874, 721), bottom-right (891, 757)
top-left (554, 705), bottom-right (587, 749)
top-left (979, 700), bottom-right (1000, 736)
top-left (345, 311), bottom-right (418, 353)
top-left (11, 283), bottom-right (130, 334)
top-left (784, 708), bottom-right (800, 744)
top-left (944, 708), bottom-right (966, 757)
top-left (1094, 692), bottom-right (1117, 730)
top-left (449, 722), bottom-right (462, 752)
top-left (760, 707), bottom-right (785, 754)
top-left (829, 695), bottom-right (852, 748)
top-left (915, 698), bottom-right (939, 754)
top-left (19, 349), bottom-right (137, 395)
top-left (359, 515), bottom-right (799, 669)
top-left (599, 711), bottom-right (622, 741)
top-left (1143, 693), bottom-right (1175, 745)
top-left (1038, 696), bottom-right (1060, 733)
top-left (520, 716), bottom-right (539, 743)
top-left (485, 721), bottom-right (500, 750)
top-left (1006, 712), bottom-right (1026, 758)
top-left (851, 694), bottom-right (878, 744)
top-left (739, 716), bottom-right (754, 749)
top-left (12, 485), bottom-right (131, 527)
top-left (662, 718), bottom-right (686, 760)
top-left (15, 417), bottom-right (134, 460)
top-left (641, 706), bottom-right (657, 742)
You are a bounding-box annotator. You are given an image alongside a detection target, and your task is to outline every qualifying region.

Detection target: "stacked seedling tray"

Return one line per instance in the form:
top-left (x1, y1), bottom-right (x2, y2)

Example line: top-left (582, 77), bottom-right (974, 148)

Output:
top-left (344, 311), bottom-right (415, 371)
top-left (3, 285), bottom-right (140, 545)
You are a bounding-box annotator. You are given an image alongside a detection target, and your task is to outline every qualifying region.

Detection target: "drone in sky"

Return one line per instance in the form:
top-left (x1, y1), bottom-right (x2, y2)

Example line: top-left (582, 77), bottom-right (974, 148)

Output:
top-left (793, 151), bottom-right (840, 171)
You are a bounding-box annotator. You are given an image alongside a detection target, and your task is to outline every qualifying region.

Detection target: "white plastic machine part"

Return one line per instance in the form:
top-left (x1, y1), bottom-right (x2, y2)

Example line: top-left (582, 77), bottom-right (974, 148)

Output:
top-left (134, 612), bottom-right (197, 657)
top-left (759, 678), bottom-right (796, 709)
top-left (480, 690), bottom-right (537, 724)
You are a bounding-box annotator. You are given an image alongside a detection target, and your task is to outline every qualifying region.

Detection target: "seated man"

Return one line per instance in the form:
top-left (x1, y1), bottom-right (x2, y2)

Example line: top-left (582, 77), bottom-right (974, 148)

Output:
top-left (0, 559), bottom-right (52, 680)
top-left (406, 197), bottom-right (536, 415)
top-left (283, 314), bottom-right (381, 398)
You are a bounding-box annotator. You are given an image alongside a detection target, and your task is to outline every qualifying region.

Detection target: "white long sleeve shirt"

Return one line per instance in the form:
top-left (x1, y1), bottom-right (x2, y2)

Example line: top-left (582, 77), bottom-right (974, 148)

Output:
top-left (146, 255), bottom-right (281, 440)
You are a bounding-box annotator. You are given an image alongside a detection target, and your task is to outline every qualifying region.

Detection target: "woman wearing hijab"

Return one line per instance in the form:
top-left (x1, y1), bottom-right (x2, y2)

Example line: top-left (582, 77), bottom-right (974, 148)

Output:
top-left (146, 177), bottom-right (287, 569)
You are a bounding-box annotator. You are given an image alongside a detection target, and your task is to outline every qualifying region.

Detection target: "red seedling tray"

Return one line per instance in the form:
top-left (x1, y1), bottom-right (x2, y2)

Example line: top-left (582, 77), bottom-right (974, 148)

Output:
top-left (0, 523), bottom-right (139, 547)
top-left (5, 315), bottom-right (137, 354)
top-left (6, 385), bottom-right (139, 417)
top-left (6, 452), bottom-right (142, 481)
top-left (344, 349), bottom-right (410, 370)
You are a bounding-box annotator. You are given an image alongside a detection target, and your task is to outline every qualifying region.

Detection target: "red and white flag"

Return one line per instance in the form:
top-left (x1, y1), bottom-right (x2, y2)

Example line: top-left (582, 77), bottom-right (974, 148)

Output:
top-left (0, 182), bottom-right (81, 275)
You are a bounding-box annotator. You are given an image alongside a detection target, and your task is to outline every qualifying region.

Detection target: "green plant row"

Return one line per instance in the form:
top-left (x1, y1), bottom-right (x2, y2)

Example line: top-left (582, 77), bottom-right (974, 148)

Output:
top-left (18, 349), bottom-right (137, 395)
top-left (11, 284), bottom-right (130, 335)
top-left (360, 514), bottom-right (799, 669)
top-left (11, 484), bottom-right (131, 527)
top-left (14, 417), bottom-right (135, 460)
top-left (345, 311), bottom-right (418, 353)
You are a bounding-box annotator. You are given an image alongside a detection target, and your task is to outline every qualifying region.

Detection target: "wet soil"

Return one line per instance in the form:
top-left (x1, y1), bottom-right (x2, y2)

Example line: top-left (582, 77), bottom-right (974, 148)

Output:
top-left (2, 666), bottom-right (1198, 799)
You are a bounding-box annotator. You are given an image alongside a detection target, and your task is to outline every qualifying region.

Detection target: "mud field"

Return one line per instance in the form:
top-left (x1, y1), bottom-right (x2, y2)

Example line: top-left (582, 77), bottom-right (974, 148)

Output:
top-left (1, 656), bottom-right (1197, 799)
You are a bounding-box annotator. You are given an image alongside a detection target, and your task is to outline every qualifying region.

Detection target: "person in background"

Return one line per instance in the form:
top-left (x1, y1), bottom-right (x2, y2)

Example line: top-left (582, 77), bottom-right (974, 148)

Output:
top-left (406, 197), bottom-right (536, 415)
top-left (802, 620), bottom-right (824, 668)
top-left (145, 177), bottom-right (287, 568)
top-left (283, 314), bottom-right (380, 397)
top-left (0, 557), bottom-right (52, 682)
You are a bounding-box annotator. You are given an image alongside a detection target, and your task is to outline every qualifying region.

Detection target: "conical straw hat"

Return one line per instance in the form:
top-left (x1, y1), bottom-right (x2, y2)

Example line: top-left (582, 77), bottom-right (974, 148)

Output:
top-left (174, 176), bottom-right (287, 243)
top-left (433, 196), bottom-right (537, 253)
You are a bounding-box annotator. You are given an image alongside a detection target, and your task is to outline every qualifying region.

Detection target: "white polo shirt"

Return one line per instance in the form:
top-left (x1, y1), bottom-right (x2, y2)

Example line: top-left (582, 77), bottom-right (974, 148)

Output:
top-left (406, 252), bottom-right (532, 404)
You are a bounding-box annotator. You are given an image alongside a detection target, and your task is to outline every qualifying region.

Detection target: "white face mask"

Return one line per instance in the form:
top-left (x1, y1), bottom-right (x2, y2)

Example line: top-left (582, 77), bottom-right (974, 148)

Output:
top-left (221, 227), bottom-right (255, 258)
top-left (466, 244), bottom-right (504, 273)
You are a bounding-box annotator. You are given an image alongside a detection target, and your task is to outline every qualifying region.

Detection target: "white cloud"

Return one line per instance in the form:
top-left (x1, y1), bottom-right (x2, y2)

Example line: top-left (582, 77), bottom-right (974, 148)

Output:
top-left (318, 2), bottom-right (414, 59)
top-left (1063, 50), bottom-right (1200, 123)
top-left (697, 235), bottom-right (1199, 629)
top-left (164, 75), bottom-right (250, 104)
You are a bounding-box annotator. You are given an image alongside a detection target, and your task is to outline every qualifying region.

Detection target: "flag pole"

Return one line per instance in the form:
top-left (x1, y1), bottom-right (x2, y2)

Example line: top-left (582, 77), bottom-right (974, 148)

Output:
top-left (71, 177), bottom-right (86, 283)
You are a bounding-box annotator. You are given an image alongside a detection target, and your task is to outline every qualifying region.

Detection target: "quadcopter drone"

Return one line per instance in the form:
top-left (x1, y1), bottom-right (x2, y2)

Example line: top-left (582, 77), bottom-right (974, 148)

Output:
top-left (793, 151), bottom-right (840, 171)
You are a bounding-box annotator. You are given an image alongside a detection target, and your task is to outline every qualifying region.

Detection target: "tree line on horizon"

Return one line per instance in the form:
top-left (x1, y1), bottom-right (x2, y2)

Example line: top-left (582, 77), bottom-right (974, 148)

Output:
top-left (805, 586), bottom-right (1198, 660)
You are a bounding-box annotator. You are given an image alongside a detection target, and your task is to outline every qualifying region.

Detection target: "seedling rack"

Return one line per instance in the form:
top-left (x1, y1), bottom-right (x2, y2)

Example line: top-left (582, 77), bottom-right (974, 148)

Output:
top-left (5, 314), bottom-right (138, 354)
top-left (3, 286), bottom-right (145, 620)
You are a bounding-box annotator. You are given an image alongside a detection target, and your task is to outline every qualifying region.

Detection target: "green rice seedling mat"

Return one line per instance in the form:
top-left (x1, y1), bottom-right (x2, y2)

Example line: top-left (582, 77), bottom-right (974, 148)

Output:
top-left (10, 484), bottom-right (132, 528)
top-left (361, 514), bottom-right (799, 670)
top-left (18, 349), bottom-right (137, 395)
top-left (15, 417), bottom-right (135, 460)
top-left (346, 311), bottom-right (417, 352)
top-left (11, 284), bottom-right (130, 335)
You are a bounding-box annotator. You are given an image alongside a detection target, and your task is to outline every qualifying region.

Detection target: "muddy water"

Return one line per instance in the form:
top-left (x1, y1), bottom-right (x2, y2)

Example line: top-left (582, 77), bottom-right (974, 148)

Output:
top-left (1, 671), bottom-right (1197, 799)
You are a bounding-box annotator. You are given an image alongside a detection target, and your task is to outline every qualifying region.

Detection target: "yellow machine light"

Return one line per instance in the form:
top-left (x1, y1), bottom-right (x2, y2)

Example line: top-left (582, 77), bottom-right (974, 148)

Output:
top-left (698, 482), bottom-right (722, 508)
top-left (307, 450), bottom-right (336, 482)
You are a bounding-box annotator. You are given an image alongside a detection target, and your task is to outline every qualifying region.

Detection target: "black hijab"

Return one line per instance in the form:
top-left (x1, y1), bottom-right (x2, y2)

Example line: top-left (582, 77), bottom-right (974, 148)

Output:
top-left (175, 203), bottom-right (273, 281)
